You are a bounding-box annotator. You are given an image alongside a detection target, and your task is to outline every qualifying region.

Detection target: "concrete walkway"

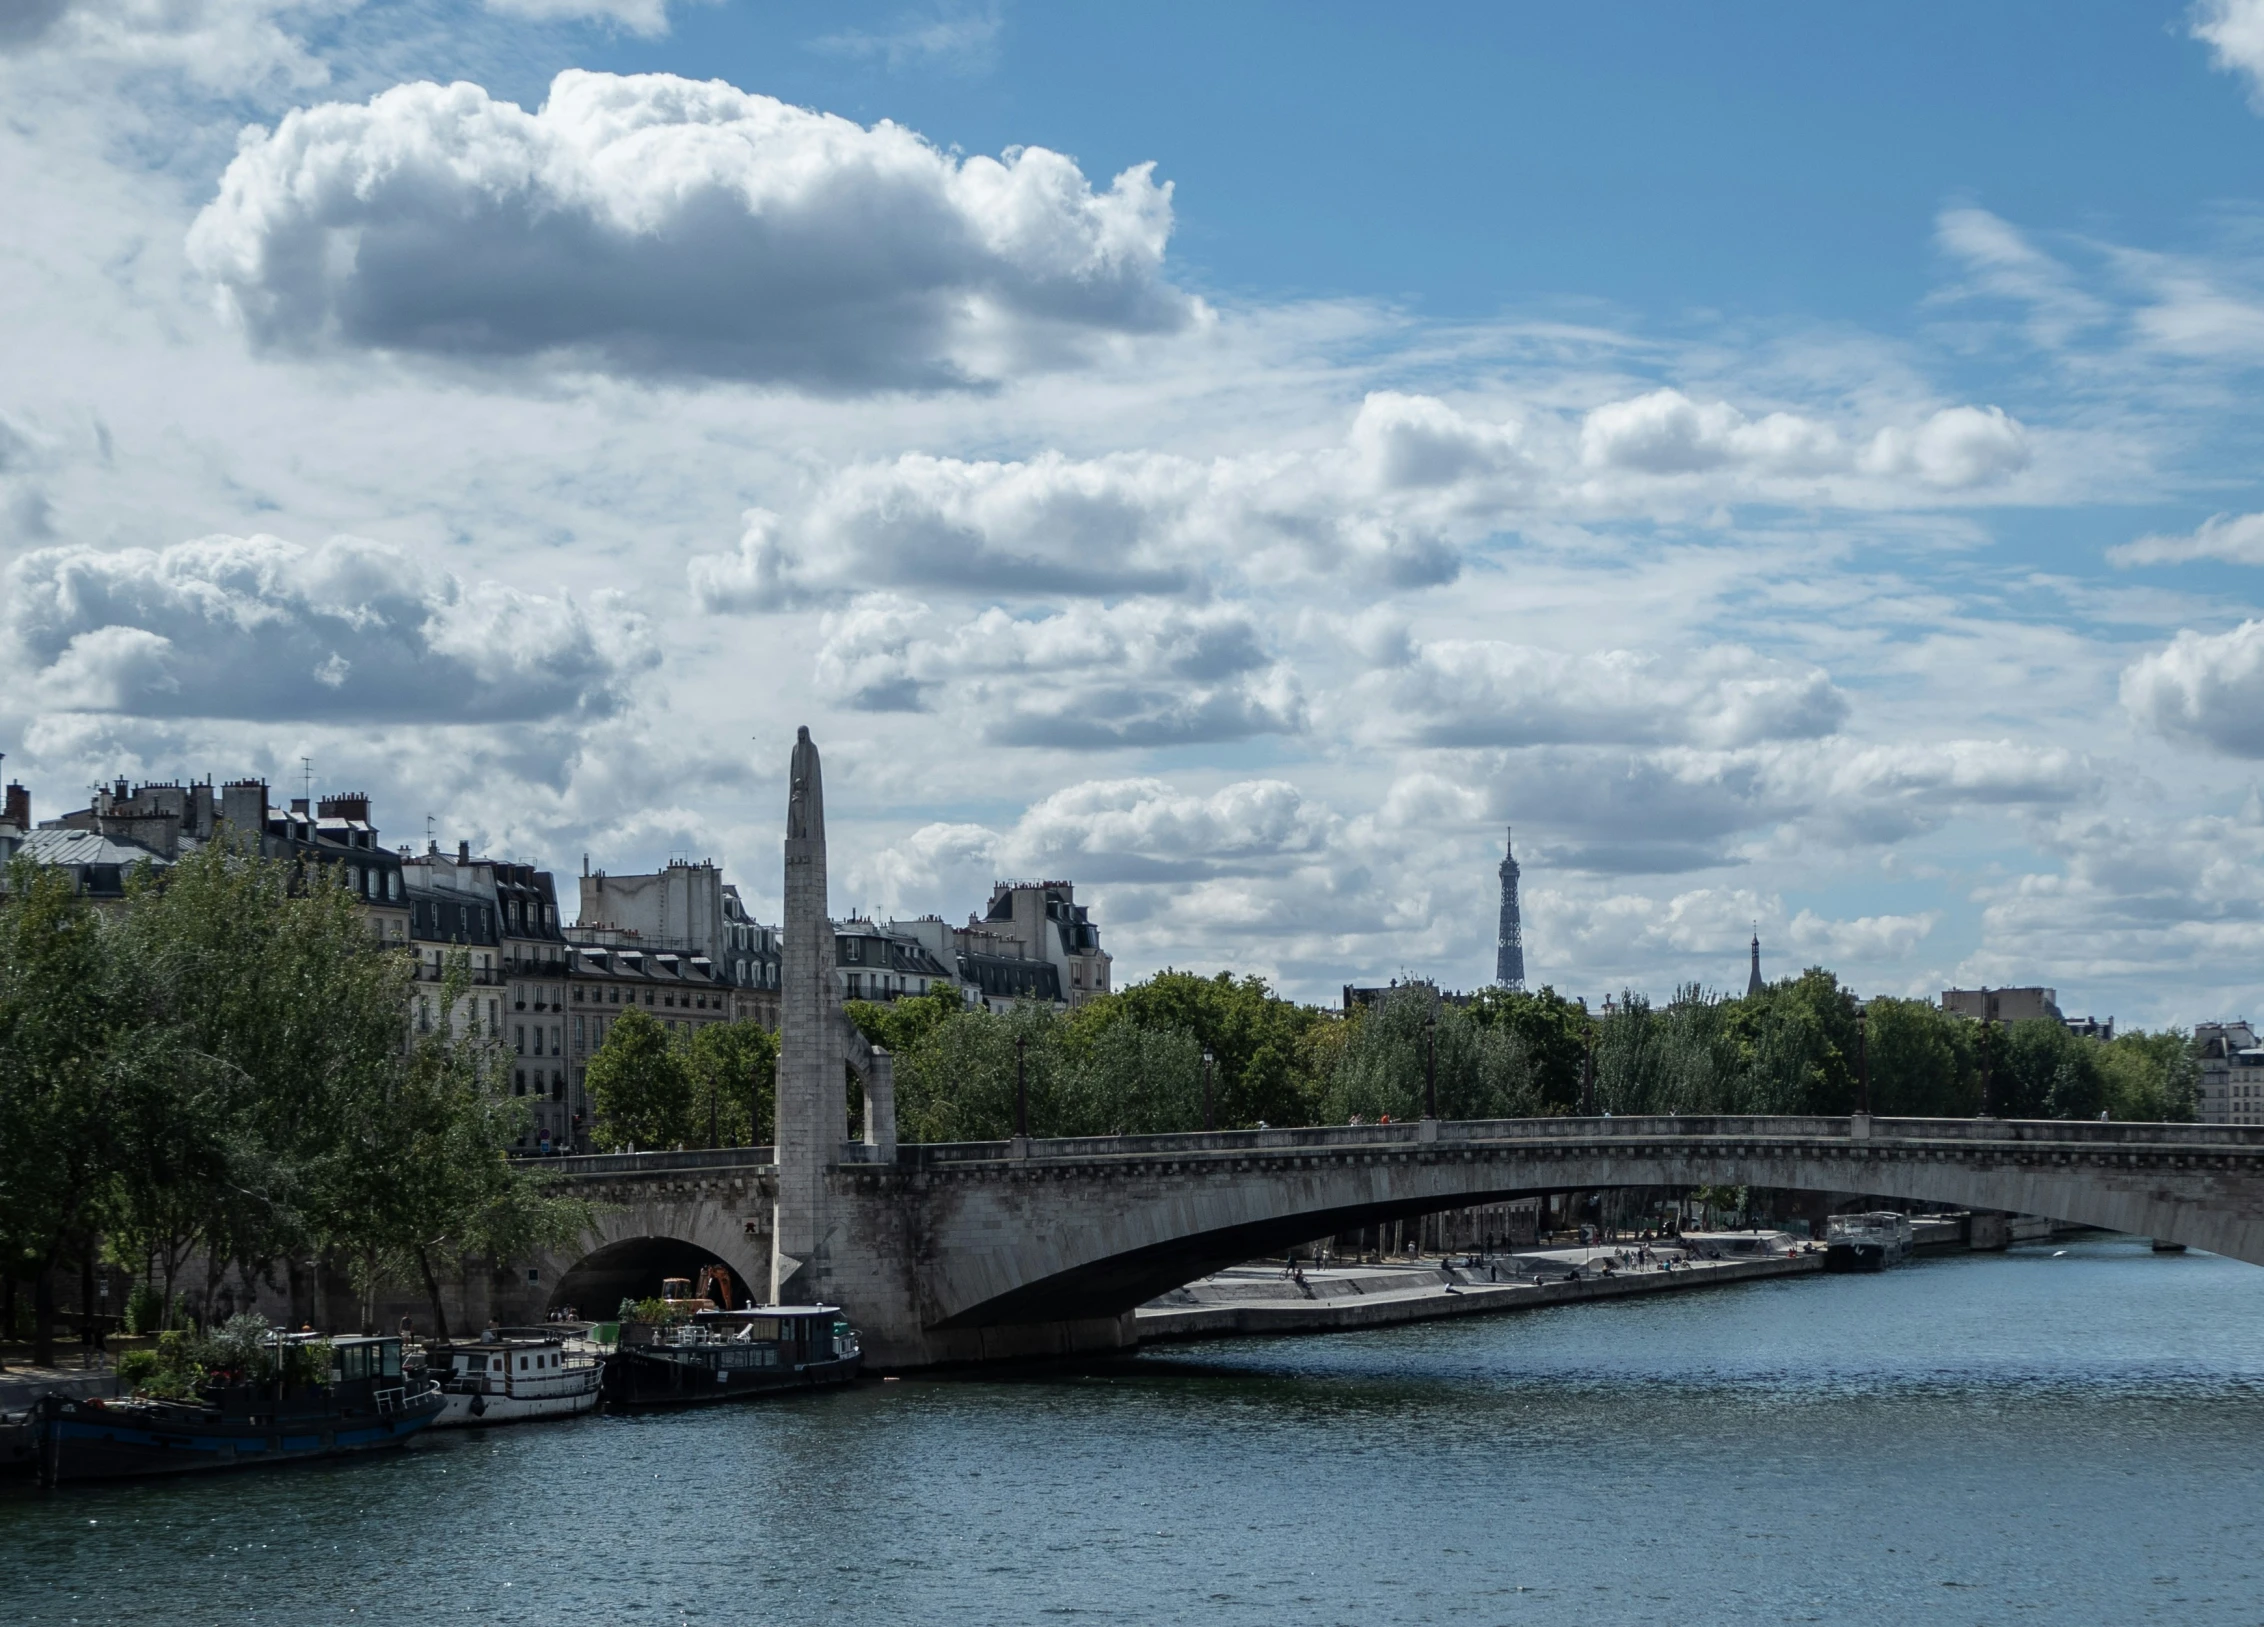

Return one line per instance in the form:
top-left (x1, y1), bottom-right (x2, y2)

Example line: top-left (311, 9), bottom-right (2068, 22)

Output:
top-left (1135, 1252), bottom-right (1823, 1342)
top-left (0, 1364), bottom-right (118, 1412)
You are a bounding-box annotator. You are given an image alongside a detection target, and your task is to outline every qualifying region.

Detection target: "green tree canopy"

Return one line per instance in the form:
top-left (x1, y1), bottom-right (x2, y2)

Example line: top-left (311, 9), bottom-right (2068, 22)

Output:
top-left (683, 1018), bottom-right (779, 1147)
top-left (586, 1006), bottom-right (696, 1150)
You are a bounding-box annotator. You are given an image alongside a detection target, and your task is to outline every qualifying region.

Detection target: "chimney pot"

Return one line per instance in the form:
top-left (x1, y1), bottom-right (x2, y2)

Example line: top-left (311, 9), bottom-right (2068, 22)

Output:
top-left (458, 839), bottom-right (470, 864)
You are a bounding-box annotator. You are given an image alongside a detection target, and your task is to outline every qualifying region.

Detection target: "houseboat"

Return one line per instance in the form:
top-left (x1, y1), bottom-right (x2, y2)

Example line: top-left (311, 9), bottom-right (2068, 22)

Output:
top-left (1826, 1211), bottom-right (1915, 1273)
top-left (33, 1334), bottom-right (443, 1484)
top-left (602, 1304), bottom-right (861, 1410)
top-left (426, 1332), bottom-right (603, 1427)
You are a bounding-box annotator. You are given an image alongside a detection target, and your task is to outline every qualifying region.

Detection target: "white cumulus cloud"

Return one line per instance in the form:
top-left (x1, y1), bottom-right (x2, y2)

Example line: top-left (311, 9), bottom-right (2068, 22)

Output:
top-left (2122, 620), bottom-right (2264, 757)
top-left (187, 70), bottom-right (1193, 389)
top-left (4, 534), bottom-right (653, 723)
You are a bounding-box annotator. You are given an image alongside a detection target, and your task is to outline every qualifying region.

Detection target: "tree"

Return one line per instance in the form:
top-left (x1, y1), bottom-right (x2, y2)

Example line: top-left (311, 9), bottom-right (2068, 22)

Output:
top-left (2096, 1029), bottom-right (2198, 1121)
top-left (0, 858), bottom-right (130, 1366)
top-left (1997, 1017), bottom-right (2092, 1118)
top-left (1864, 997), bottom-right (1979, 1118)
top-left (1726, 967), bottom-right (1860, 1113)
top-left (1076, 971), bottom-right (1329, 1129)
top-left (1320, 987), bottom-right (1543, 1125)
top-left (586, 1007), bottom-right (696, 1149)
top-left (1043, 1017), bottom-right (1198, 1135)
top-left (683, 1019), bottom-right (778, 1147)
top-left (1465, 986), bottom-right (1593, 1112)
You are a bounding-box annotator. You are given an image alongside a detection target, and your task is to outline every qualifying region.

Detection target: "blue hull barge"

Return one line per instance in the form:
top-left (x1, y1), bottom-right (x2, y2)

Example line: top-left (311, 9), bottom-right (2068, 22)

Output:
top-left (34, 1335), bottom-right (443, 1485)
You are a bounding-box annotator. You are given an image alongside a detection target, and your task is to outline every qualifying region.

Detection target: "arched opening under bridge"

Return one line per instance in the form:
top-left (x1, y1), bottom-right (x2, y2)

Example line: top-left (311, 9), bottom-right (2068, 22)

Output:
top-left (547, 1235), bottom-right (751, 1318)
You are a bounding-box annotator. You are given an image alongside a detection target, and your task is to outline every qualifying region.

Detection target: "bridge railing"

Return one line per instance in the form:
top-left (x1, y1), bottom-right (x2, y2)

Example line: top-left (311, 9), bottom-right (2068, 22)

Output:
top-left (901, 1114), bottom-right (2264, 1165)
top-left (523, 1114), bottom-right (2264, 1178)
top-left (526, 1146), bottom-right (776, 1176)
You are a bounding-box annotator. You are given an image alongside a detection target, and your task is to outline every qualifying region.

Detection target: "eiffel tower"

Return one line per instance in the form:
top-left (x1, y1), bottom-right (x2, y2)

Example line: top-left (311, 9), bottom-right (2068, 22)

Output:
top-left (1495, 827), bottom-right (1525, 991)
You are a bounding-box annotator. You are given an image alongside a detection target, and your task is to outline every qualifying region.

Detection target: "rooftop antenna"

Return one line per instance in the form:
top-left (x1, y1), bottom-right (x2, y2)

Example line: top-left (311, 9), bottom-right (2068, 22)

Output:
top-left (300, 756), bottom-right (313, 805)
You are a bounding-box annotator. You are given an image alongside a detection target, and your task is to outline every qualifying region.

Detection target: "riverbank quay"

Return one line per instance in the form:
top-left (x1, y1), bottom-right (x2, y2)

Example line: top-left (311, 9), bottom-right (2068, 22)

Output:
top-left (0, 1367), bottom-right (118, 1412)
top-left (1135, 1250), bottom-right (1823, 1342)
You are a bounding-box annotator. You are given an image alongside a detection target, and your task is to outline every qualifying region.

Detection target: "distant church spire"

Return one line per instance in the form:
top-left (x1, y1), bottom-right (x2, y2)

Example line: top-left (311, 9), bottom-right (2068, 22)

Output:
top-left (1495, 827), bottom-right (1525, 992)
top-left (1747, 925), bottom-right (1763, 997)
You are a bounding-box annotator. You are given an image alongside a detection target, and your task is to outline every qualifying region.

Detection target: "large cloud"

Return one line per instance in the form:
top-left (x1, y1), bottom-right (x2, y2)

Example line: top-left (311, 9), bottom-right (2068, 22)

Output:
top-left (814, 595), bottom-right (1306, 748)
top-left (186, 71), bottom-right (1193, 389)
top-left (2122, 620), bottom-right (2264, 756)
top-left (5, 533), bottom-right (653, 723)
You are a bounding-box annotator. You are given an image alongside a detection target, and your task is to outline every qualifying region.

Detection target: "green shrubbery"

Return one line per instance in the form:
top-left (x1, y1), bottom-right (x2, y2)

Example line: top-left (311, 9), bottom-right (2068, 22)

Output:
top-left (114, 1314), bottom-right (333, 1398)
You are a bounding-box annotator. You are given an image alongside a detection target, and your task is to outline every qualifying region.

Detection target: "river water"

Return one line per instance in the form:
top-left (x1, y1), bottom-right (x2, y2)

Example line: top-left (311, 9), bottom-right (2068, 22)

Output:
top-left (5, 1237), bottom-right (2263, 1626)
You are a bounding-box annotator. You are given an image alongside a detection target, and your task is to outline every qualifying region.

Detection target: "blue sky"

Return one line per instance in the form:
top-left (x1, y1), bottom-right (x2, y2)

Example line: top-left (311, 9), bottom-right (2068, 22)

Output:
top-left (6, 0), bottom-right (2264, 1024)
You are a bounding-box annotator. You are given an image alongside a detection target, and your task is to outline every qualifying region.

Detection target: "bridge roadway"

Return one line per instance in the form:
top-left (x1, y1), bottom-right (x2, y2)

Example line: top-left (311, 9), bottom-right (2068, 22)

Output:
top-left (527, 1113), bottom-right (2264, 1369)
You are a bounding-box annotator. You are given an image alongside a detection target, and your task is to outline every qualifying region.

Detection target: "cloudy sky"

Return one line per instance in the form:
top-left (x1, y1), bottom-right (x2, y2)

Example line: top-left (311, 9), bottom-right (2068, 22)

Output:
top-left (7, 2), bottom-right (2264, 1024)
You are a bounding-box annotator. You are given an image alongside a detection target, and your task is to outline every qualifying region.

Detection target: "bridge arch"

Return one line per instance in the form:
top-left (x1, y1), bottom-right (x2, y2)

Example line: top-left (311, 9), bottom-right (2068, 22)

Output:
top-left (896, 1118), bottom-right (2264, 1334)
top-left (537, 1199), bottom-right (769, 1318)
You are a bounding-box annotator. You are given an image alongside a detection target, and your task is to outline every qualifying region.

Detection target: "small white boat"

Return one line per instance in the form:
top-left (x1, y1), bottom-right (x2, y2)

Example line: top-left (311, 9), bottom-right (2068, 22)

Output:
top-left (426, 1334), bottom-right (602, 1427)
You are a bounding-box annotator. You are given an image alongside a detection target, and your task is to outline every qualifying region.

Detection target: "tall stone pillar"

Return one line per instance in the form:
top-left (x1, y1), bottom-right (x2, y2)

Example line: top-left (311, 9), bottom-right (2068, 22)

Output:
top-left (773, 726), bottom-right (845, 1304)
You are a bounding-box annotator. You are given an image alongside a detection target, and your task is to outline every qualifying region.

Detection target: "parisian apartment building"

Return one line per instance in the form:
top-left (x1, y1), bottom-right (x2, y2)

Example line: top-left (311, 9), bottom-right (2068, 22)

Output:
top-left (2, 773), bottom-right (1116, 1152)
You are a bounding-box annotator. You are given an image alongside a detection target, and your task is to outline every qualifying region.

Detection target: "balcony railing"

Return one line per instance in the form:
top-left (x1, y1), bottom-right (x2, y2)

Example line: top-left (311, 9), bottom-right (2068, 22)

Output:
top-left (413, 962), bottom-right (501, 985)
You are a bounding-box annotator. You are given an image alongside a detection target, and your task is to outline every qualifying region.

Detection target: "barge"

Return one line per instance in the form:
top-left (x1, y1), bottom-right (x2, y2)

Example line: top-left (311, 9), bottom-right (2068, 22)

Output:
top-left (602, 1305), bottom-right (860, 1410)
top-left (33, 1334), bottom-right (442, 1484)
top-left (427, 1332), bottom-right (602, 1427)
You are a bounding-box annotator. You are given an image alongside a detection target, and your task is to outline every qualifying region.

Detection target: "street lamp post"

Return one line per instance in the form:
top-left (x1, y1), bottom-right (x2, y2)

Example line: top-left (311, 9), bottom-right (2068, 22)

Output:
top-left (1581, 1033), bottom-right (1596, 1116)
top-left (1424, 1010), bottom-right (1439, 1120)
top-left (1014, 1032), bottom-right (1029, 1139)
top-left (1201, 1047), bottom-right (1215, 1132)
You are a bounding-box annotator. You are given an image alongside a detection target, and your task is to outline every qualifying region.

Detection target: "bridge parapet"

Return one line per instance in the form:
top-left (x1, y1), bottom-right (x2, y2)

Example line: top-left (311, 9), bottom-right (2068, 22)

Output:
top-left (523, 1116), bottom-right (2264, 1183)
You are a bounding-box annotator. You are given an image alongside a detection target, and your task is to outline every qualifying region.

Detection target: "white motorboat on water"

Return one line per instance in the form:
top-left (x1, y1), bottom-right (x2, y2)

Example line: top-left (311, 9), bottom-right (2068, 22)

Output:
top-left (426, 1332), bottom-right (602, 1426)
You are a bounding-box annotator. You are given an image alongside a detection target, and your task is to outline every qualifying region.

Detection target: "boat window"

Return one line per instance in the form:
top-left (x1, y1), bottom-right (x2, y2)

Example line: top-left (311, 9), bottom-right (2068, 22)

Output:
top-left (741, 1317), bottom-right (782, 1342)
top-left (381, 1342), bottom-right (401, 1378)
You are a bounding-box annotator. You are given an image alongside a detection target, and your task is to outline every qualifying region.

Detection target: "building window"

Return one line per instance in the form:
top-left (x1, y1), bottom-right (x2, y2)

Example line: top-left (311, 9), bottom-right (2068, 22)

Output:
top-left (488, 999), bottom-right (498, 1033)
top-left (515, 1025), bottom-right (525, 1054)
top-left (644, 991), bottom-right (654, 1005)
top-left (847, 973), bottom-right (862, 998)
top-left (514, 1071), bottom-right (525, 1096)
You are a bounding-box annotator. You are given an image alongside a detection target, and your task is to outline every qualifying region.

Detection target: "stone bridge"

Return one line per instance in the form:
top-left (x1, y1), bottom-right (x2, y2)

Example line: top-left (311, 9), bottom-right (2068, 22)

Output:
top-left (524, 1112), bottom-right (2264, 1368)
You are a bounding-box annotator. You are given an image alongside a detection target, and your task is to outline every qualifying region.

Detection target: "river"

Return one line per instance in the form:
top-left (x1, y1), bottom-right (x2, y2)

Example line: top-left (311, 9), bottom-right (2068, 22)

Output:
top-left (4, 1236), bottom-right (2262, 1625)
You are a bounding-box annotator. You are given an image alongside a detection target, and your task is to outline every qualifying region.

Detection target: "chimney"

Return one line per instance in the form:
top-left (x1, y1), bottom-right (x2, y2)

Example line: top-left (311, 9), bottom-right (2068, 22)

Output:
top-left (3, 782), bottom-right (26, 831)
top-left (317, 792), bottom-right (371, 823)
top-left (457, 839), bottom-right (470, 864)
top-left (220, 779), bottom-right (268, 838)
top-left (290, 796), bottom-right (310, 816)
